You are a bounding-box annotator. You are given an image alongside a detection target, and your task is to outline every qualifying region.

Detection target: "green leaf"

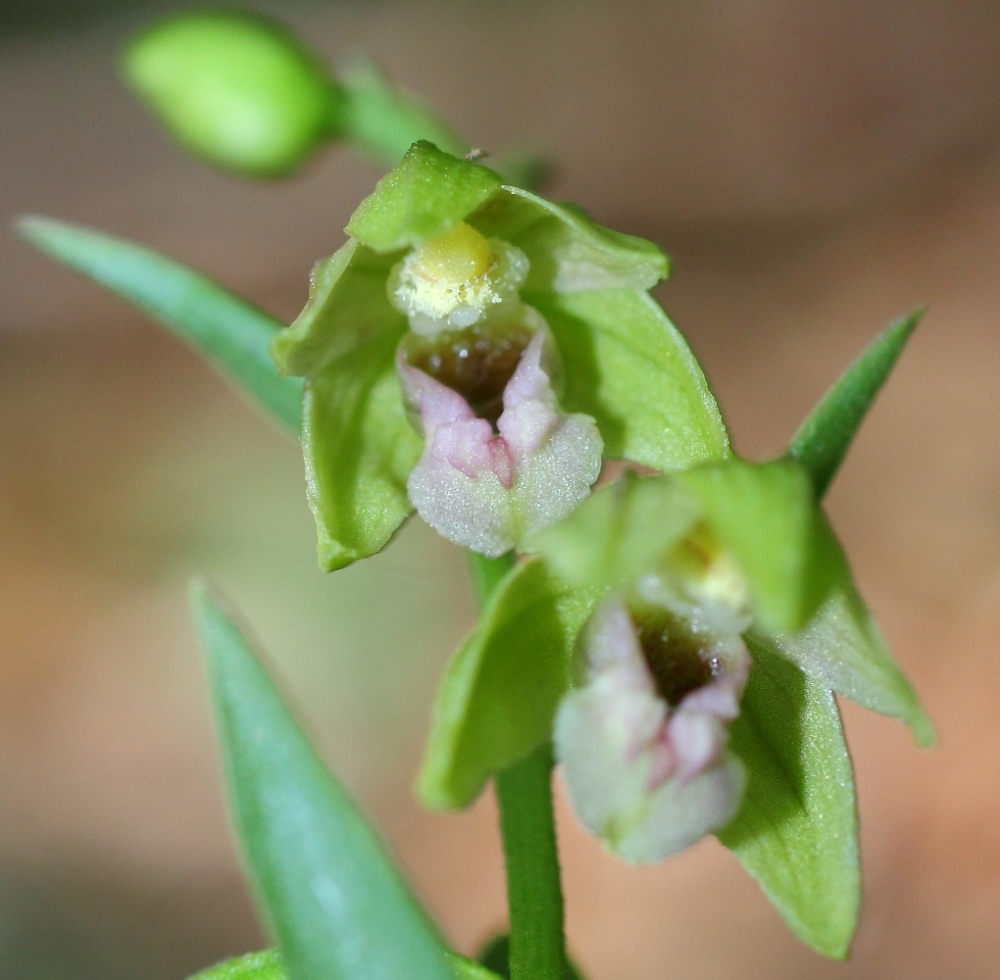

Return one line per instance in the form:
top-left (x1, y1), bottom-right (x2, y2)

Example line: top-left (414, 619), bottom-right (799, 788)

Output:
top-left (789, 310), bottom-right (923, 499)
top-left (471, 187), bottom-right (669, 292)
top-left (718, 638), bottom-right (859, 960)
top-left (340, 60), bottom-right (469, 167)
top-left (532, 290), bottom-right (730, 471)
top-left (190, 951), bottom-right (286, 980)
top-left (272, 240), bottom-right (421, 570)
top-left (189, 950), bottom-right (502, 980)
top-left (759, 513), bottom-right (934, 746)
top-left (123, 11), bottom-right (337, 178)
top-left (346, 141), bottom-right (502, 253)
top-left (192, 583), bottom-right (454, 980)
top-left (529, 473), bottom-right (701, 591)
top-left (17, 216), bottom-right (302, 431)
top-left (419, 559), bottom-right (599, 809)
top-left (447, 953), bottom-right (507, 980)
top-left (677, 459), bottom-right (830, 634)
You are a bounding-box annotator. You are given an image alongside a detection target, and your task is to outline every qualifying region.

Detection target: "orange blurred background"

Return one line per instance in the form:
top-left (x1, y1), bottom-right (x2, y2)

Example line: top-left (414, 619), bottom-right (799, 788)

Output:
top-left (2, 2), bottom-right (999, 978)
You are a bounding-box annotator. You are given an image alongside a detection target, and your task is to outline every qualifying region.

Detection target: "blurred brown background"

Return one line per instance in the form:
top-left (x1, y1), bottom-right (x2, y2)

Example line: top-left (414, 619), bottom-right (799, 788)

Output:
top-left (2, 1), bottom-right (1000, 978)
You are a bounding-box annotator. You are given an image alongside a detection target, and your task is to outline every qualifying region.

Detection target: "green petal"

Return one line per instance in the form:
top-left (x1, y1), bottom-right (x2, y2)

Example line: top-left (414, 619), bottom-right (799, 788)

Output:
top-left (192, 584), bottom-right (454, 980)
top-left (789, 310), bottom-right (923, 499)
top-left (419, 559), bottom-right (599, 809)
top-left (532, 290), bottom-right (730, 471)
top-left (345, 141), bottom-right (502, 253)
top-left (529, 473), bottom-right (701, 591)
top-left (718, 639), bottom-right (859, 960)
top-left (758, 514), bottom-right (934, 746)
top-left (17, 216), bottom-right (302, 431)
top-left (677, 458), bottom-right (831, 633)
top-left (272, 240), bottom-right (421, 570)
top-left (471, 187), bottom-right (668, 292)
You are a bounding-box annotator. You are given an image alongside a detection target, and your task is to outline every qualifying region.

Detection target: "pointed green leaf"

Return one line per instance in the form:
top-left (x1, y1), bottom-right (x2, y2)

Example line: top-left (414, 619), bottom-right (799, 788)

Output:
top-left (190, 951), bottom-right (286, 980)
top-left (677, 459), bottom-right (831, 633)
top-left (759, 514), bottom-right (934, 746)
top-left (272, 240), bottom-right (421, 570)
top-left (17, 216), bottom-right (302, 431)
top-left (419, 559), bottom-right (599, 809)
top-left (718, 638), bottom-right (859, 959)
top-left (529, 473), bottom-right (701, 591)
top-left (447, 954), bottom-right (507, 980)
top-left (532, 290), bottom-right (730, 471)
top-left (189, 950), bottom-right (502, 980)
top-left (472, 187), bottom-right (668, 292)
top-left (789, 310), bottom-right (923, 499)
top-left (340, 60), bottom-right (468, 167)
top-left (192, 583), bottom-right (454, 980)
top-left (346, 141), bottom-right (502, 253)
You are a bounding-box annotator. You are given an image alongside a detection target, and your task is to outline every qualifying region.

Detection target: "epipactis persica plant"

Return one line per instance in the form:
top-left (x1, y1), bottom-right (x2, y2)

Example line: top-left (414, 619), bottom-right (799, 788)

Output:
top-left (18, 10), bottom-right (937, 979)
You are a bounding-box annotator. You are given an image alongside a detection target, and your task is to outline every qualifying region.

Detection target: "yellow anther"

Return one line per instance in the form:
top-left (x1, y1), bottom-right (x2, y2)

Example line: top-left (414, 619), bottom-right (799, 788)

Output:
top-left (410, 222), bottom-right (494, 286)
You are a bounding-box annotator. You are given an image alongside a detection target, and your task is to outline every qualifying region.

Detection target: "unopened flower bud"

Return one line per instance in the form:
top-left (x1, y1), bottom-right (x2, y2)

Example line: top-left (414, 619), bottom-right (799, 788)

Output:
top-left (124, 12), bottom-right (341, 177)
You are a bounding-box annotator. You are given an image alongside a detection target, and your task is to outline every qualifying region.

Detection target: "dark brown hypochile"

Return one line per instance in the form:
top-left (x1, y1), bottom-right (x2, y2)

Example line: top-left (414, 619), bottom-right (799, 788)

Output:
top-left (404, 323), bottom-right (533, 428)
top-left (634, 609), bottom-right (714, 707)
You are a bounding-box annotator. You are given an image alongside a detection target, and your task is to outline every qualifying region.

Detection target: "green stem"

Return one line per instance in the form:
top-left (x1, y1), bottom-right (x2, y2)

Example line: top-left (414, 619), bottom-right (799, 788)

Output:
top-left (495, 744), bottom-right (567, 980)
top-left (465, 550), bottom-right (568, 980)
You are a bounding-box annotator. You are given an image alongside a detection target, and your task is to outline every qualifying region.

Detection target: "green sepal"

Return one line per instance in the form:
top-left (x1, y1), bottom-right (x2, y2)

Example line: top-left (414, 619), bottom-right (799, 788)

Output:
top-left (273, 240), bottom-right (421, 571)
top-left (346, 141), bottom-right (503, 253)
top-left (534, 460), bottom-right (829, 634)
top-left (188, 950), bottom-right (503, 980)
top-left (419, 559), bottom-right (599, 810)
top-left (529, 473), bottom-right (701, 592)
top-left (272, 241), bottom-right (406, 377)
top-left (191, 583), bottom-right (454, 980)
top-left (676, 458), bottom-right (833, 634)
top-left (123, 11), bottom-right (337, 178)
top-left (756, 513), bottom-right (934, 747)
top-left (303, 347), bottom-right (421, 571)
top-left (472, 186), bottom-right (668, 292)
top-left (340, 60), bottom-right (469, 167)
top-left (532, 290), bottom-right (730, 470)
top-left (789, 310), bottom-right (923, 499)
top-left (18, 216), bottom-right (302, 431)
top-left (718, 639), bottom-right (859, 960)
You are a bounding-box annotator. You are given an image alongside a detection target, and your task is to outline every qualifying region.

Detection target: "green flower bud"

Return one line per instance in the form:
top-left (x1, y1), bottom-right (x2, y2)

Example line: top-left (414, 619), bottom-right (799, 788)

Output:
top-left (123, 11), bottom-right (342, 177)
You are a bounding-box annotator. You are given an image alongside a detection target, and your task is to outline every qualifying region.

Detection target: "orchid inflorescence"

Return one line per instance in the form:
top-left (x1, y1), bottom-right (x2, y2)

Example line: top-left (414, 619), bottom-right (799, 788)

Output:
top-left (19, 10), bottom-right (933, 980)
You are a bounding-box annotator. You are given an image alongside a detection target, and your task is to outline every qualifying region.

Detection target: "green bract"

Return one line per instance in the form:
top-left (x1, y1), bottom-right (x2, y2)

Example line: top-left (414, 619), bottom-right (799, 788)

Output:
top-left (124, 11), bottom-right (339, 177)
top-left (273, 141), bottom-right (729, 570)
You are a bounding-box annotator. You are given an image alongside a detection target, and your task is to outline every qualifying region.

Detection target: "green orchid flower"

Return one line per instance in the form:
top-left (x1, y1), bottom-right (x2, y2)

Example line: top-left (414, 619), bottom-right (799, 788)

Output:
top-left (416, 314), bottom-right (932, 958)
top-left (272, 140), bottom-right (729, 569)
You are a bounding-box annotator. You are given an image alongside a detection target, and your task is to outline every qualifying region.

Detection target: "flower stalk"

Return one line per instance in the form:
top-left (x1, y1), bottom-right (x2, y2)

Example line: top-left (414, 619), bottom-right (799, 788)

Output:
top-left (468, 550), bottom-right (568, 980)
